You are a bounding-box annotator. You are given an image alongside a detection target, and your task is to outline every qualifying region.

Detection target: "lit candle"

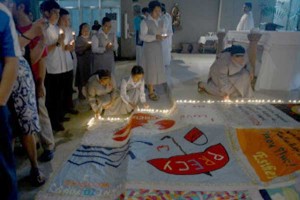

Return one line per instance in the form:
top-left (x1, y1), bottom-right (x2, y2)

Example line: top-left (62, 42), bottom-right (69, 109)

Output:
top-left (72, 31), bottom-right (75, 36)
top-left (59, 29), bottom-right (64, 35)
top-left (88, 41), bottom-right (92, 44)
top-left (161, 33), bottom-right (168, 37)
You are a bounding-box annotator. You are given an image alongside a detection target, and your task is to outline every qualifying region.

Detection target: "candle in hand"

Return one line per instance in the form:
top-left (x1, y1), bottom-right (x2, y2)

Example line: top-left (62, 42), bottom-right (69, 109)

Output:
top-left (59, 29), bottom-right (64, 35)
top-left (72, 31), bottom-right (76, 37)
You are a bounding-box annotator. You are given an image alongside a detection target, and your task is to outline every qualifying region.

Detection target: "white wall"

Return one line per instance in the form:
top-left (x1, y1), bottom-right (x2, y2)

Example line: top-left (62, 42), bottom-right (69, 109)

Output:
top-left (120, 0), bottom-right (276, 58)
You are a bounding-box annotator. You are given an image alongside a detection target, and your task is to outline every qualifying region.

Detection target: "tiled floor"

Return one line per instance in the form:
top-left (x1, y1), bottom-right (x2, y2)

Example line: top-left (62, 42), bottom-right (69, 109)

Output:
top-left (17, 53), bottom-right (300, 200)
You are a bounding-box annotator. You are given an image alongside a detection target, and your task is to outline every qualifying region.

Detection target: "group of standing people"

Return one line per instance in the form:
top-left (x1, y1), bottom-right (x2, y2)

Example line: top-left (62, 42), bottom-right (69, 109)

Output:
top-left (0, 0), bottom-right (58, 197)
top-left (0, 0), bottom-right (256, 199)
top-left (80, 0), bottom-right (174, 118)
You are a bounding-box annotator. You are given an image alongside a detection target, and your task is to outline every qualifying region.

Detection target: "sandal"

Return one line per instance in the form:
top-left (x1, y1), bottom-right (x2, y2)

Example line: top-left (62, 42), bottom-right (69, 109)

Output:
top-left (149, 93), bottom-right (159, 101)
top-left (29, 167), bottom-right (46, 187)
top-left (198, 81), bottom-right (205, 93)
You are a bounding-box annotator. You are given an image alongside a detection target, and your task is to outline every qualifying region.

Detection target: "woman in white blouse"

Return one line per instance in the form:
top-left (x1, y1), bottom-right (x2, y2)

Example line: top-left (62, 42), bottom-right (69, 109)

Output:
top-left (140, 1), bottom-right (168, 101)
top-left (91, 17), bottom-right (118, 74)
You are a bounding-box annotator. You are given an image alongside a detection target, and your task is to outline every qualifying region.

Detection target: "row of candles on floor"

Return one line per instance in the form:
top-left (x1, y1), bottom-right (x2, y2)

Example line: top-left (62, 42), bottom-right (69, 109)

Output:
top-left (88, 98), bottom-right (300, 123)
top-left (176, 99), bottom-right (300, 104)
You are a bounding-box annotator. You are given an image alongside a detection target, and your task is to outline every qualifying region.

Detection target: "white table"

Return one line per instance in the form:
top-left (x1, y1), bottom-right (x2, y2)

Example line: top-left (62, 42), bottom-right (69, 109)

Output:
top-left (198, 35), bottom-right (218, 53)
top-left (226, 31), bottom-right (300, 91)
top-left (198, 35), bottom-right (218, 44)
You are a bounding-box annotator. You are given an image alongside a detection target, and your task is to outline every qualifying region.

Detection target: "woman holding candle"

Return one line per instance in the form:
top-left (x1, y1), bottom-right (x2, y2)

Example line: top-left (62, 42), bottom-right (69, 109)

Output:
top-left (91, 17), bottom-right (118, 74)
top-left (75, 23), bottom-right (92, 100)
top-left (140, 1), bottom-right (167, 101)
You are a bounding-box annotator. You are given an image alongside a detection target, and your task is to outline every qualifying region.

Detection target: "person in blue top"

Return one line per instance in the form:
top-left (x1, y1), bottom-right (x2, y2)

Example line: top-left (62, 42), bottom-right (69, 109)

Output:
top-left (133, 6), bottom-right (148, 66)
top-left (0, 2), bottom-right (21, 199)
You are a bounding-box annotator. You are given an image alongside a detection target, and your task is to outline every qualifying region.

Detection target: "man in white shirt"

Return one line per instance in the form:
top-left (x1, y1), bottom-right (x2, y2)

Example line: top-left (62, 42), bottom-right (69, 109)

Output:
top-left (41, 1), bottom-right (68, 131)
top-left (58, 8), bottom-right (78, 116)
top-left (236, 2), bottom-right (254, 31)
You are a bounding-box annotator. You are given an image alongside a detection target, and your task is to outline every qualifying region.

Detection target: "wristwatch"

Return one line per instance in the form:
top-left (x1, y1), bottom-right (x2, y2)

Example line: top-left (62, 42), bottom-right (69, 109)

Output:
top-left (56, 42), bottom-right (61, 47)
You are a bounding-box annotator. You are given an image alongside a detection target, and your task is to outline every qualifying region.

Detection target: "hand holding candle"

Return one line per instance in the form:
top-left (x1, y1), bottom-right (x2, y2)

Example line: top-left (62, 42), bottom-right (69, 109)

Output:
top-left (156, 34), bottom-right (166, 41)
top-left (106, 42), bottom-right (113, 50)
top-left (70, 40), bottom-right (75, 47)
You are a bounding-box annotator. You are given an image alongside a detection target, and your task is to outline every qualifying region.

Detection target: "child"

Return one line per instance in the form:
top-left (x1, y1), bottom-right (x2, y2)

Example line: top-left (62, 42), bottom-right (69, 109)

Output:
top-left (120, 66), bottom-right (149, 109)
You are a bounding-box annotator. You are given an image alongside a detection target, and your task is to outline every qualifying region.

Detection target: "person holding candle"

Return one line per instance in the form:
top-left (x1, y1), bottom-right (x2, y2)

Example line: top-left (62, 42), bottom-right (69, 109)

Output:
top-left (198, 45), bottom-right (253, 100)
top-left (75, 23), bottom-right (92, 100)
top-left (41, 0), bottom-right (68, 132)
top-left (14, 0), bottom-right (56, 163)
top-left (91, 17), bottom-right (118, 74)
top-left (58, 8), bottom-right (78, 116)
top-left (140, 1), bottom-right (167, 101)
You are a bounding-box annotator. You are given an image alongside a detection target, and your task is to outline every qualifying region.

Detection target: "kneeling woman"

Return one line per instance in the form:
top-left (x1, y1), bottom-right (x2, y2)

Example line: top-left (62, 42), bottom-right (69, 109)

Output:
top-left (198, 45), bottom-right (253, 99)
top-left (87, 70), bottom-right (120, 117)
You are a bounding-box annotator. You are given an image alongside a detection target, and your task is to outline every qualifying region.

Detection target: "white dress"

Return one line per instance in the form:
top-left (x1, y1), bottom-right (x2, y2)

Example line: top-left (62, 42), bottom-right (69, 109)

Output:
top-left (120, 76), bottom-right (146, 106)
top-left (140, 16), bottom-right (167, 85)
top-left (236, 12), bottom-right (254, 31)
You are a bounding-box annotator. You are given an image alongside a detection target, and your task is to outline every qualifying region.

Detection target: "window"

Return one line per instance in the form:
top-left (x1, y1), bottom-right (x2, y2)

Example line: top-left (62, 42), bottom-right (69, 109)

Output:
top-left (39, 0), bottom-right (121, 36)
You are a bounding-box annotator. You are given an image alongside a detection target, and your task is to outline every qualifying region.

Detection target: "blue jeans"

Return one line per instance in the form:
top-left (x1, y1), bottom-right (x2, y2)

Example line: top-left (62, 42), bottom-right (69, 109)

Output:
top-left (0, 106), bottom-right (18, 200)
